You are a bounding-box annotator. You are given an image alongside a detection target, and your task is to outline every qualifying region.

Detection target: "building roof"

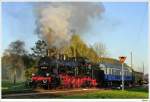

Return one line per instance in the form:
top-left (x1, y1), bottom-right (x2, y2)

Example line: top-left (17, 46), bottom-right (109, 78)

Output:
top-left (100, 62), bottom-right (129, 70)
top-left (99, 57), bottom-right (131, 70)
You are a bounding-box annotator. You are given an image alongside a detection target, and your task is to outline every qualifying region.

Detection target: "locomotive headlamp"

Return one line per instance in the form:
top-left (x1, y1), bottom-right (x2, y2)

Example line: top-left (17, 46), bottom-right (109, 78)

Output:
top-left (43, 80), bottom-right (47, 83)
top-left (32, 73), bottom-right (35, 76)
top-left (46, 73), bottom-right (49, 77)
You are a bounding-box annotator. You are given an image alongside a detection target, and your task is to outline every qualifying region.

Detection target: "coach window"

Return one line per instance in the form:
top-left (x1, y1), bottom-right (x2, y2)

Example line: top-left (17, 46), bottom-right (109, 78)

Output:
top-left (118, 70), bottom-right (120, 75)
top-left (109, 68), bottom-right (111, 75)
top-left (114, 69), bottom-right (116, 75)
top-left (120, 70), bottom-right (121, 75)
top-left (115, 70), bottom-right (117, 75)
top-left (114, 69), bottom-right (115, 75)
top-left (110, 68), bottom-right (113, 74)
top-left (124, 71), bottom-right (126, 76)
top-left (108, 68), bottom-right (109, 74)
top-left (107, 68), bottom-right (109, 74)
top-left (117, 70), bottom-right (119, 76)
top-left (113, 69), bottom-right (116, 75)
top-left (115, 69), bottom-right (117, 76)
top-left (116, 70), bottom-right (118, 75)
top-left (115, 70), bottom-right (117, 76)
top-left (129, 71), bottom-right (131, 76)
top-left (112, 69), bottom-right (114, 75)
top-left (126, 71), bottom-right (127, 76)
top-left (128, 71), bottom-right (130, 76)
top-left (123, 71), bottom-right (125, 76)
top-left (128, 72), bottom-right (131, 76)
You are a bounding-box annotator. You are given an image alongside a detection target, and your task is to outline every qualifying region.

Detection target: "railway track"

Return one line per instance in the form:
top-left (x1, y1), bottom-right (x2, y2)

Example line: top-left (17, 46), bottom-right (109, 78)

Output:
top-left (2, 88), bottom-right (99, 98)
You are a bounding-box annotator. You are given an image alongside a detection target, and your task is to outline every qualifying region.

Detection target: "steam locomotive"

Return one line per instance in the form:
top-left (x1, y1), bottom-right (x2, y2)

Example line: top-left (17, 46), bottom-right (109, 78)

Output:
top-left (28, 54), bottom-right (134, 89)
top-left (28, 55), bottom-right (101, 89)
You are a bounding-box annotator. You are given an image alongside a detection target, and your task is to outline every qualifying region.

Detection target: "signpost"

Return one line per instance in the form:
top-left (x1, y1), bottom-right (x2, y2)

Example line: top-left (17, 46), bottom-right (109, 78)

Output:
top-left (119, 56), bottom-right (126, 91)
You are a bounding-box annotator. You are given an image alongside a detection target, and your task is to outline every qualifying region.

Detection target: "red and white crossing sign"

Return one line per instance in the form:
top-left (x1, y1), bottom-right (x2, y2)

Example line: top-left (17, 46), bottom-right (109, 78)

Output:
top-left (119, 56), bottom-right (126, 64)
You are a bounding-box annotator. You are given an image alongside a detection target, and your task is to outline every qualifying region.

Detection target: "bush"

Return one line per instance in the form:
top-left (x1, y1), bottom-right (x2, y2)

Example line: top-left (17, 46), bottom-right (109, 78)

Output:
top-left (25, 67), bottom-right (38, 79)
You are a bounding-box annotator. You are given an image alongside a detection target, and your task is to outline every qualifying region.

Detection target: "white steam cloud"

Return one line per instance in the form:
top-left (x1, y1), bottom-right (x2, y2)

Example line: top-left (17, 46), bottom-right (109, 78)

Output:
top-left (35, 2), bottom-right (105, 48)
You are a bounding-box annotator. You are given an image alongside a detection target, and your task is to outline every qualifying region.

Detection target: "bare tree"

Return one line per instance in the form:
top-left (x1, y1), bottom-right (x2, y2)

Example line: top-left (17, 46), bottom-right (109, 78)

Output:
top-left (93, 42), bottom-right (107, 58)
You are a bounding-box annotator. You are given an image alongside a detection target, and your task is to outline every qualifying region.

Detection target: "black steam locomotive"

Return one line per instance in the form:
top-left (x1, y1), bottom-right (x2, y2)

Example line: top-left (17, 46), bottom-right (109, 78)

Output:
top-left (28, 55), bottom-right (102, 89)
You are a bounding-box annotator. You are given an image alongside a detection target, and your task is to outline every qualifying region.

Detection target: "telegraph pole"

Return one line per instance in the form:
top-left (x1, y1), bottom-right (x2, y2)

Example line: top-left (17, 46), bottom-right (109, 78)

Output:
top-left (143, 62), bottom-right (144, 83)
top-left (121, 63), bottom-right (124, 90)
top-left (143, 63), bottom-right (144, 75)
top-left (131, 52), bottom-right (133, 69)
top-left (130, 52), bottom-right (134, 83)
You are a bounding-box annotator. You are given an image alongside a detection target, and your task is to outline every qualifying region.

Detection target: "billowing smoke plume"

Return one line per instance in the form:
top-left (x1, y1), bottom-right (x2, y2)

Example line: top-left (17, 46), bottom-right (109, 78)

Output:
top-left (35, 2), bottom-right (105, 48)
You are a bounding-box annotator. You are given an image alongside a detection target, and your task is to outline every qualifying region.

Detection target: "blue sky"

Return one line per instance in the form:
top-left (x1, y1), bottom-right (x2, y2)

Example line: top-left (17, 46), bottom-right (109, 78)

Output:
top-left (2, 2), bottom-right (39, 52)
top-left (2, 2), bottom-right (148, 73)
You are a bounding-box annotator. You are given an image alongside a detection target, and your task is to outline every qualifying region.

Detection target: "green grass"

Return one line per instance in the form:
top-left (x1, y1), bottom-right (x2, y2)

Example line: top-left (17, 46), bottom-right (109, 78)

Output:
top-left (2, 80), bottom-right (23, 87)
top-left (2, 80), bottom-right (32, 94)
top-left (126, 87), bottom-right (148, 92)
top-left (2, 80), bottom-right (149, 99)
top-left (61, 88), bottom-right (149, 99)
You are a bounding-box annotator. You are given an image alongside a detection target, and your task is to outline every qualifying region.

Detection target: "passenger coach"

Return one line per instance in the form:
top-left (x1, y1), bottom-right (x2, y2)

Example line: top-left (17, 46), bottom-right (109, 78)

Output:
top-left (99, 62), bottom-right (133, 87)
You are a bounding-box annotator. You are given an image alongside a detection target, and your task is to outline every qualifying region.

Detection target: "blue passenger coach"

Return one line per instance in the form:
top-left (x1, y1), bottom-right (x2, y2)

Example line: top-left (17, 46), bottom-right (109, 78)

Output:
top-left (99, 62), bottom-right (132, 86)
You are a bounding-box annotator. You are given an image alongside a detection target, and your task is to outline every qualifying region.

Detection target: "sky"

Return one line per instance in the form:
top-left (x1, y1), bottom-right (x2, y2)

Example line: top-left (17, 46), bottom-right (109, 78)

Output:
top-left (1, 2), bottom-right (148, 73)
